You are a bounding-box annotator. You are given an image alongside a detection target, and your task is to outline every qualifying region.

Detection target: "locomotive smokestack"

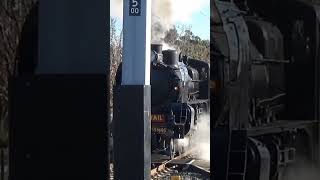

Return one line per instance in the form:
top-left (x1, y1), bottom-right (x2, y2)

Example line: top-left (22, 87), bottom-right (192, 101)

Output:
top-left (162, 49), bottom-right (178, 66)
top-left (151, 43), bottom-right (163, 54)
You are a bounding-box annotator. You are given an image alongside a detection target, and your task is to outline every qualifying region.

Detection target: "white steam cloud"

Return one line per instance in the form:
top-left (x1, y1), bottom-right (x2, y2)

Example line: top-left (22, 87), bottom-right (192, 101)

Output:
top-left (162, 43), bottom-right (175, 50)
top-left (175, 114), bottom-right (210, 161)
top-left (190, 114), bottom-right (210, 161)
top-left (110, 0), bottom-right (208, 43)
top-left (151, 0), bottom-right (173, 43)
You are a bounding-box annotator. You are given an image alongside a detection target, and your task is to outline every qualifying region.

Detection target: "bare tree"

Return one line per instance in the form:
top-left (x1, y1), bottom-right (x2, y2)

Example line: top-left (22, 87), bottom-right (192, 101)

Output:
top-left (0, 0), bottom-right (36, 147)
top-left (110, 18), bottom-right (123, 108)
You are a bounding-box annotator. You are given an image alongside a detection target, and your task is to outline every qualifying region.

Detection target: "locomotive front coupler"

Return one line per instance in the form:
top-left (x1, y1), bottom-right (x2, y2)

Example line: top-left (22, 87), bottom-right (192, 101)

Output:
top-left (165, 114), bottom-right (186, 139)
top-left (162, 124), bottom-right (185, 139)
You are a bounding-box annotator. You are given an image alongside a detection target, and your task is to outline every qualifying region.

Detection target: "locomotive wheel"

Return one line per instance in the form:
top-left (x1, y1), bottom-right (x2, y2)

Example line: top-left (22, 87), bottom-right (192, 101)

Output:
top-left (174, 137), bottom-right (192, 156)
top-left (183, 137), bottom-right (192, 154)
top-left (174, 139), bottom-right (183, 156)
top-left (167, 138), bottom-right (175, 159)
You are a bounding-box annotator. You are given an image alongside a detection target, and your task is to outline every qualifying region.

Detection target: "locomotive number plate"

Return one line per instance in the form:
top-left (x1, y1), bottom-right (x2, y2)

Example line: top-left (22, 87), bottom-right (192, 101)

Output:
top-left (151, 114), bottom-right (166, 123)
top-left (151, 127), bottom-right (167, 134)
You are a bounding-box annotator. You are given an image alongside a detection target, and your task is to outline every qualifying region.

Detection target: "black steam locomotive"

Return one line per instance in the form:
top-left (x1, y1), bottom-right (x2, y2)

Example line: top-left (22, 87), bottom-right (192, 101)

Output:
top-left (149, 44), bottom-right (209, 157)
top-left (115, 44), bottom-right (209, 158)
top-left (212, 0), bottom-right (320, 179)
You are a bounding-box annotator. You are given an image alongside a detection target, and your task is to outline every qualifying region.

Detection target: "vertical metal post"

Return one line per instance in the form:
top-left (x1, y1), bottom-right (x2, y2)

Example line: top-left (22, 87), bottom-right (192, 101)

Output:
top-left (114, 0), bottom-right (152, 179)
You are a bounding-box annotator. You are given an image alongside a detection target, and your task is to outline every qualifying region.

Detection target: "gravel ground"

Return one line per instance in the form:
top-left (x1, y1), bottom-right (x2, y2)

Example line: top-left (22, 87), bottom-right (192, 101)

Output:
top-left (155, 172), bottom-right (210, 180)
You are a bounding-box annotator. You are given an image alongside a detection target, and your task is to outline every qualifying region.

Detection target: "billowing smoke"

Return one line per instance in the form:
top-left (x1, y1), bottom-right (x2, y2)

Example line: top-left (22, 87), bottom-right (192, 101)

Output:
top-left (162, 42), bottom-right (175, 50)
top-left (151, 0), bottom-right (208, 43)
top-left (175, 114), bottom-right (210, 161)
top-left (111, 0), bottom-right (208, 44)
top-left (151, 0), bottom-right (173, 43)
top-left (110, 0), bottom-right (174, 43)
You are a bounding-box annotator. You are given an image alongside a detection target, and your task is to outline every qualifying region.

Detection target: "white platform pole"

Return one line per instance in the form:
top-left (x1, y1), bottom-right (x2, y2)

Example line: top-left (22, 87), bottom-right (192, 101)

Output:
top-left (122, 0), bottom-right (151, 85)
top-left (114, 0), bottom-right (152, 179)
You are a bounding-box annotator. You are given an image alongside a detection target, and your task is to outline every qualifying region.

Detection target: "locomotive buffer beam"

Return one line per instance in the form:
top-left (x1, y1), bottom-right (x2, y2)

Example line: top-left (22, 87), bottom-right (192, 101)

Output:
top-left (248, 120), bottom-right (318, 137)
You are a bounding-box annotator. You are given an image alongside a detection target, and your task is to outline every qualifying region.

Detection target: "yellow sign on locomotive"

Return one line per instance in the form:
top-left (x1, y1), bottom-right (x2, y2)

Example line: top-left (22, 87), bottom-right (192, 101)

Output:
top-left (151, 114), bottom-right (166, 123)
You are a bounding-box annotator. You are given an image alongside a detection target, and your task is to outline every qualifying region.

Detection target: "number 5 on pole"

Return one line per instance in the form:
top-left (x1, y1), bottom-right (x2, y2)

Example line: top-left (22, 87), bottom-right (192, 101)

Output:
top-left (132, 0), bottom-right (138, 7)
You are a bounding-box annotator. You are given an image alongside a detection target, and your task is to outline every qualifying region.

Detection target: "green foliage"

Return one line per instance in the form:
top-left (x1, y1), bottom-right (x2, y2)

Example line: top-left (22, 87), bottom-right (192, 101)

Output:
top-left (163, 26), bottom-right (210, 62)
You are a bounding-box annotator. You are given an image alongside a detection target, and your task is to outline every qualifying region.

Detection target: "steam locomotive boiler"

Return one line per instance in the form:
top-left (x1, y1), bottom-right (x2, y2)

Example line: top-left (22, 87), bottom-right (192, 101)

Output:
top-left (212, 0), bottom-right (320, 179)
top-left (114, 44), bottom-right (209, 158)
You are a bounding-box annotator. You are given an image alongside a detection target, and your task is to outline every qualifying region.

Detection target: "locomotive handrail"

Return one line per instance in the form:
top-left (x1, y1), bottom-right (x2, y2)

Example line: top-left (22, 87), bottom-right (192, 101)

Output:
top-left (256, 93), bottom-right (286, 106)
top-left (252, 58), bottom-right (290, 64)
top-left (190, 80), bottom-right (207, 82)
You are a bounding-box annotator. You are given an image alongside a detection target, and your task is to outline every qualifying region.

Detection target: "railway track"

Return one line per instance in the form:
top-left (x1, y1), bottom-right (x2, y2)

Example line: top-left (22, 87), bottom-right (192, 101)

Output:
top-left (151, 148), bottom-right (206, 180)
top-left (109, 150), bottom-right (194, 180)
top-left (110, 148), bottom-right (210, 180)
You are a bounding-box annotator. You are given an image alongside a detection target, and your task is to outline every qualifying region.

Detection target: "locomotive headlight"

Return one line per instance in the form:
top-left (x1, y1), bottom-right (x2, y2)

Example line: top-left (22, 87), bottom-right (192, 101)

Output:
top-left (173, 81), bottom-right (181, 91)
